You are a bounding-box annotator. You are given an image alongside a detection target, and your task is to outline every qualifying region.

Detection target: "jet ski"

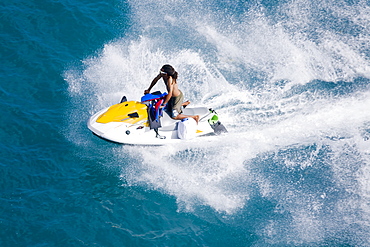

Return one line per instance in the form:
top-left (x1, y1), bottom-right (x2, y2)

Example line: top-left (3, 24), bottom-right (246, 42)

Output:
top-left (87, 91), bottom-right (227, 145)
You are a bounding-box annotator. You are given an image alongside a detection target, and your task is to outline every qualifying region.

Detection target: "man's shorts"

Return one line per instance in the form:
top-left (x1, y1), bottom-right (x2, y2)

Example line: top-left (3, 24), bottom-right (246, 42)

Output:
top-left (165, 91), bottom-right (184, 118)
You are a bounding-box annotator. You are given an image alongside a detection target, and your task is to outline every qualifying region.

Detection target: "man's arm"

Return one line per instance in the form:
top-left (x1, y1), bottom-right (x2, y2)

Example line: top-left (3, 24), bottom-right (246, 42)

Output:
top-left (144, 74), bottom-right (161, 94)
top-left (162, 77), bottom-right (174, 105)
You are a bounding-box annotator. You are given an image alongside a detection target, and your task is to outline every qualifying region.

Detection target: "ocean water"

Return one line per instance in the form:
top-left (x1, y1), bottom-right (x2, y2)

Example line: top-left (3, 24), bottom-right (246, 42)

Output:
top-left (2, 0), bottom-right (370, 246)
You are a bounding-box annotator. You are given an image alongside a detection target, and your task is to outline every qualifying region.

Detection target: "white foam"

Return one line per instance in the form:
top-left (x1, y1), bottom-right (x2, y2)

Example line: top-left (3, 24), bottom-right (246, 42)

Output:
top-left (65, 0), bottom-right (370, 244)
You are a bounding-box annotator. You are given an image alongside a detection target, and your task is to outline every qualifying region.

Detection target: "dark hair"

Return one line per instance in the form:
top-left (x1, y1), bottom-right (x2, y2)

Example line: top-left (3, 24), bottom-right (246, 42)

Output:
top-left (161, 64), bottom-right (178, 79)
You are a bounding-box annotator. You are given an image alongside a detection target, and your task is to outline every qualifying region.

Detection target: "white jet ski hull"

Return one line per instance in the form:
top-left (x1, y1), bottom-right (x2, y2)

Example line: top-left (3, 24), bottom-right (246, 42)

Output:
top-left (88, 105), bottom-right (224, 145)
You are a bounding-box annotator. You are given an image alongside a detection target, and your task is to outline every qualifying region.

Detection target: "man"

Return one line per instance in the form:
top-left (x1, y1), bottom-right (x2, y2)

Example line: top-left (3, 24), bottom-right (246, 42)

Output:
top-left (144, 64), bottom-right (199, 123)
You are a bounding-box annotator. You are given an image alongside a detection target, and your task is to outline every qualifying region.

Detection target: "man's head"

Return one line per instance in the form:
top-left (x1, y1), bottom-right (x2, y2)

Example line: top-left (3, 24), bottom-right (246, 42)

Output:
top-left (160, 64), bottom-right (178, 79)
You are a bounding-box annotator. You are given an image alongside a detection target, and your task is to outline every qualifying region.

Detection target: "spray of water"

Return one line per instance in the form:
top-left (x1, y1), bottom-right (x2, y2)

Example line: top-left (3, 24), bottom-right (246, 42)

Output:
top-left (65, 0), bottom-right (370, 244)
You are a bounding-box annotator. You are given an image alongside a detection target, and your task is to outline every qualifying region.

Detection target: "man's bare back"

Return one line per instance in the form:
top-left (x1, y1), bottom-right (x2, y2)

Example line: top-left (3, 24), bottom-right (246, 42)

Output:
top-left (163, 77), bottom-right (181, 97)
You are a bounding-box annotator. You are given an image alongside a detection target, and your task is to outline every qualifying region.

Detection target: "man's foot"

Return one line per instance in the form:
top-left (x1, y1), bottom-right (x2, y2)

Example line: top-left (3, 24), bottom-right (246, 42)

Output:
top-left (192, 115), bottom-right (200, 124)
top-left (182, 100), bottom-right (190, 108)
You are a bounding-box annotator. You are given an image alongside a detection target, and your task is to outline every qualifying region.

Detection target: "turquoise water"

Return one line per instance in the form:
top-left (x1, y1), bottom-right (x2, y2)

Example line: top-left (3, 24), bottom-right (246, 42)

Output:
top-left (2, 0), bottom-right (370, 246)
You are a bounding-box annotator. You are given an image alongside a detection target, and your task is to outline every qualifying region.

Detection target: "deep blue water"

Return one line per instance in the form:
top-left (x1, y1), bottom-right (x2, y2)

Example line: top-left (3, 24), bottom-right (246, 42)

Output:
top-left (2, 0), bottom-right (370, 246)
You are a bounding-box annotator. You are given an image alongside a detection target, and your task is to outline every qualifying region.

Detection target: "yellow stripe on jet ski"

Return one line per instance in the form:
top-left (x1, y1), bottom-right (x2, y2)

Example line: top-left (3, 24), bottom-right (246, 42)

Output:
top-left (96, 101), bottom-right (148, 125)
